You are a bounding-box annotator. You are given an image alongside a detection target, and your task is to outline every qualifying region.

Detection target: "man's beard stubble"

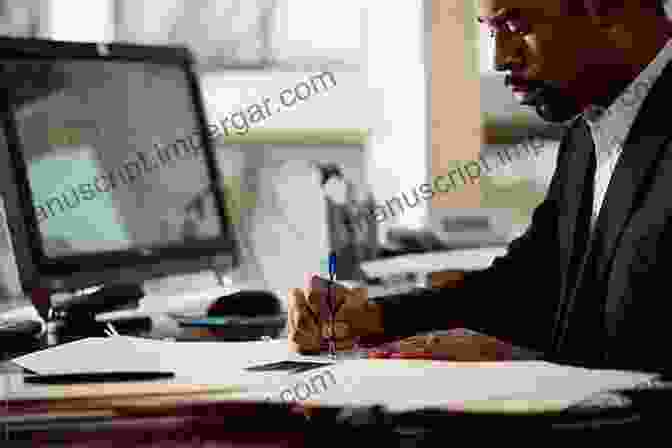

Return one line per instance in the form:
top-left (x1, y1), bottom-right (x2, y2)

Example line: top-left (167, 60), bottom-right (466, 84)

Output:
top-left (522, 84), bottom-right (583, 123)
top-left (505, 74), bottom-right (582, 123)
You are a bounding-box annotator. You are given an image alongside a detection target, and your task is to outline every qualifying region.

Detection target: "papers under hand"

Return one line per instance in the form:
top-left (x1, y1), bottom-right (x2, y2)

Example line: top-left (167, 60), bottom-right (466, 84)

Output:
top-left (9, 336), bottom-right (658, 415)
top-left (11, 336), bottom-right (295, 377)
top-left (9, 337), bottom-right (325, 395)
top-left (297, 359), bottom-right (656, 413)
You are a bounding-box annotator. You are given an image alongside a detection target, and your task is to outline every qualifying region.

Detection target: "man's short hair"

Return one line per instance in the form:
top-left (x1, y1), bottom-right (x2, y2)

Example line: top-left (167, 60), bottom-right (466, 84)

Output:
top-left (570, 0), bottom-right (667, 17)
top-left (649, 0), bottom-right (668, 16)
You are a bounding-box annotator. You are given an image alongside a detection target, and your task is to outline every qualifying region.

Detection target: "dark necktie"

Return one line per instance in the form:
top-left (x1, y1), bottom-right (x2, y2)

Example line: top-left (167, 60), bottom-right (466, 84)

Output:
top-left (561, 119), bottom-right (601, 365)
top-left (567, 120), bottom-right (597, 296)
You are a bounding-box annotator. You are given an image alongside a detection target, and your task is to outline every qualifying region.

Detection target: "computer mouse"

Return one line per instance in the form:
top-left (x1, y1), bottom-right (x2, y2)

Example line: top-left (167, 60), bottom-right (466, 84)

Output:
top-left (207, 290), bottom-right (282, 317)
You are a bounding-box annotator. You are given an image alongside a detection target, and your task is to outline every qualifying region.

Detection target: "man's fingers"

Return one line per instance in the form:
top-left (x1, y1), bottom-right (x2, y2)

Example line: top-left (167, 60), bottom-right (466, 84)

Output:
top-left (289, 288), bottom-right (320, 325)
top-left (305, 289), bottom-right (325, 319)
top-left (306, 282), bottom-right (368, 315)
top-left (333, 287), bottom-right (367, 319)
top-left (288, 321), bottom-right (321, 353)
top-left (291, 288), bottom-right (320, 324)
top-left (287, 309), bottom-right (319, 342)
top-left (335, 338), bottom-right (357, 351)
top-left (321, 321), bottom-right (350, 340)
top-left (288, 335), bottom-right (321, 354)
top-left (307, 287), bottom-right (348, 322)
top-left (333, 302), bottom-right (350, 322)
top-left (287, 288), bottom-right (321, 352)
top-left (288, 287), bottom-right (307, 310)
top-left (288, 284), bottom-right (369, 353)
top-left (348, 287), bottom-right (368, 305)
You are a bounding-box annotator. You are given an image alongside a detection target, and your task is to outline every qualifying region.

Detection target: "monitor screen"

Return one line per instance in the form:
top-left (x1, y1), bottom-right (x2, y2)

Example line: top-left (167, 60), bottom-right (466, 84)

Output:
top-left (13, 59), bottom-right (218, 257)
top-left (0, 40), bottom-right (238, 296)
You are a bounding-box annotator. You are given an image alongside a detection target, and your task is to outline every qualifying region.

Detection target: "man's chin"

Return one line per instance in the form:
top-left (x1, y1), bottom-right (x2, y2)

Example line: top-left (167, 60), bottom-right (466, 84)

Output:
top-left (515, 88), bottom-right (543, 106)
top-left (514, 86), bottom-right (581, 123)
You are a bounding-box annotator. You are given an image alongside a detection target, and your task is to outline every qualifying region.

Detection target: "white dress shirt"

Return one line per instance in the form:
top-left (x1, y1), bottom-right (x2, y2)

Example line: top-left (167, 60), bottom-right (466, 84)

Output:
top-left (583, 38), bottom-right (672, 231)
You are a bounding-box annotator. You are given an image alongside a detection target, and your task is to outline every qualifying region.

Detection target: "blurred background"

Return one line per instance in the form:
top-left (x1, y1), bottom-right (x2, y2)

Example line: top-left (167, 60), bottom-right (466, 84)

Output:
top-left (3, 0), bottom-right (669, 302)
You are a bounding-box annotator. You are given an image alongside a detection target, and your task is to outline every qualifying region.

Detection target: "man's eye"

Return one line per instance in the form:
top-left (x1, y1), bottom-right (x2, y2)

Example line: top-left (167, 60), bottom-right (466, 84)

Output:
top-left (504, 18), bottom-right (530, 34)
top-left (486, 18), bottom-right (530, 38)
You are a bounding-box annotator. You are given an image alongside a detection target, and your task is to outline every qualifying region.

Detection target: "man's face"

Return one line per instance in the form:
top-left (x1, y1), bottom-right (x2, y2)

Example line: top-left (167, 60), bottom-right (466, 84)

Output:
top-left (477, 0), bottom-right (614, 121)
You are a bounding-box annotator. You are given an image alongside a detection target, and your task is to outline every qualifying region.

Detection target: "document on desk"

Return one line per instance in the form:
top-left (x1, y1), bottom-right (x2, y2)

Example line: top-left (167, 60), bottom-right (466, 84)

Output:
top-left (298, 359), bottom-right (656, 413)
top-left (9, 337), bottom-right (331, 399)
top-left (10, 337), bottom-right (656, 412)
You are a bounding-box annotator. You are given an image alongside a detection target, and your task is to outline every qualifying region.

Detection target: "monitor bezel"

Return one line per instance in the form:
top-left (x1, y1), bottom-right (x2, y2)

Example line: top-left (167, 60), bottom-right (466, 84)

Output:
top-left (0, 36), bottom-right (240, 293)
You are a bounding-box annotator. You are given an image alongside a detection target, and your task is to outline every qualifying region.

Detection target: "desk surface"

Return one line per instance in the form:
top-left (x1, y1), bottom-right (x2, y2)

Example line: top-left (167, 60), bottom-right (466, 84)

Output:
top-left (0, 329), bottom-right (662, 442)
top-left (361, 246), bottom-right (507, 279)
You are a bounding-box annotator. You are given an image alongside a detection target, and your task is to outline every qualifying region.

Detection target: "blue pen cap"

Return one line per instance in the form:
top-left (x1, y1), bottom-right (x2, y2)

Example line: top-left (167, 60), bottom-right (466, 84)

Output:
top-left (328, 252), bottom-right (337, 277)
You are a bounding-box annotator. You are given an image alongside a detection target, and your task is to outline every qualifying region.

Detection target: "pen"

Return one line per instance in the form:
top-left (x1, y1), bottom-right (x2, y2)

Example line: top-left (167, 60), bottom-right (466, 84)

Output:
top-left (327, 251), bottom-right (337, 358)
top-left (24, 371), bottom-right (175, 385)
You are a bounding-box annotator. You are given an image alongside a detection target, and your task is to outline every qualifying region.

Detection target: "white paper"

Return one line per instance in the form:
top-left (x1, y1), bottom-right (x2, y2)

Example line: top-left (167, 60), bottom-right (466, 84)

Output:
top-left (293, 359), bottom-right (656, 412)
top-left (10, 337), bottom-right (656, 412)
top-left (10, 337), bottom-right (331, 399)
top-left (13, 337), bottom-right (321, 374)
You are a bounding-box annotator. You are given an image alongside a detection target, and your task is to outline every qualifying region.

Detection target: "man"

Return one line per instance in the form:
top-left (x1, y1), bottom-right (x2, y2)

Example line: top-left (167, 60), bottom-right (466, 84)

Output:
top-left (288, 0), bottom-right (672, 373)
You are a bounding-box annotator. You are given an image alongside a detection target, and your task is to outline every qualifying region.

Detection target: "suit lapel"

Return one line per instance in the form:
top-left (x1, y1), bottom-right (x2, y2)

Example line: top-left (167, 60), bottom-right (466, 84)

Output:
top-left (589, 61), bottom-right (672, 283)
top-left (552, 61), bottom-right (672, 357)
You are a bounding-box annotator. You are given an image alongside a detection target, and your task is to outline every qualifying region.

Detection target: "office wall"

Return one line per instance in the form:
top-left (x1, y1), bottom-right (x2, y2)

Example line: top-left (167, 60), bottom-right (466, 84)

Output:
top-left (429, 0), bottom-right (481, 217)
top-left (201, 1), bottom-right (428, 238)
top-left (215, 142), bottom-right (366, 298)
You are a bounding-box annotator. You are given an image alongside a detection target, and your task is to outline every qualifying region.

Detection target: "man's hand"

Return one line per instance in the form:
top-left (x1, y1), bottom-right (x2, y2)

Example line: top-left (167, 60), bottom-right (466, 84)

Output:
top-left (287, 281), bottom-right (384, 353)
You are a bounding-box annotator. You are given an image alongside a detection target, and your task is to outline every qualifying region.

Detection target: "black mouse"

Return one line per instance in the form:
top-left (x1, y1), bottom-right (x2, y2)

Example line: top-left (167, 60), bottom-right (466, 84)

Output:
top-left (207, 290), bottom-right (282, 317)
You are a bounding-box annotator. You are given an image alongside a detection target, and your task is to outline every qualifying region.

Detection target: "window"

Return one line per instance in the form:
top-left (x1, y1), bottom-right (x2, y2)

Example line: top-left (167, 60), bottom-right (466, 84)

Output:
top-left (113, 0), bottom-right (366, 71)
top-left (47, 0), bottom-right (114, 41)
top-left (270, 0), bottom-right (365, 70)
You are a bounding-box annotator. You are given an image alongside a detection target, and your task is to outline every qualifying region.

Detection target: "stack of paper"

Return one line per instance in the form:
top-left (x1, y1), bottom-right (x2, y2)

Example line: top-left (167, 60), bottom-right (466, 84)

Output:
top-left (9, 337), bottom-right (656, 413)
top-left (297, 359), bottom-right (655, 413)
top-left (9, 337), bottom-right (326, 402)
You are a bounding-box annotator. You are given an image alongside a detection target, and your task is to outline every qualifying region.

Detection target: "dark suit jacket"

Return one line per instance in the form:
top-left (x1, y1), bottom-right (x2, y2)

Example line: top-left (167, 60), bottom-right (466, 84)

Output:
top-left (382, 61), bottom-right (672, 374)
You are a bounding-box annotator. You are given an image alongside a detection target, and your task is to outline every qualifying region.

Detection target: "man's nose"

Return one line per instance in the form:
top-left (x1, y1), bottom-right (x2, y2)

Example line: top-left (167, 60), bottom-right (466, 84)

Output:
top-left (493, 34), bottom-right (524, 72)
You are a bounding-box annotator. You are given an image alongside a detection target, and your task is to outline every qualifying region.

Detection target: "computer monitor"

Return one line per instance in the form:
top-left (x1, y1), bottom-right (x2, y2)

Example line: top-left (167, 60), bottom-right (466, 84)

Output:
top-left (0, 37), bottom-right (240, 319)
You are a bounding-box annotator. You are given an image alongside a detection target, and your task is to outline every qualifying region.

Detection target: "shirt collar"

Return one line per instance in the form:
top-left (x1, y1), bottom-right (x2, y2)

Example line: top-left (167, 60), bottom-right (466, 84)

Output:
top-left (583, 38), bottom-right (672, 149)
